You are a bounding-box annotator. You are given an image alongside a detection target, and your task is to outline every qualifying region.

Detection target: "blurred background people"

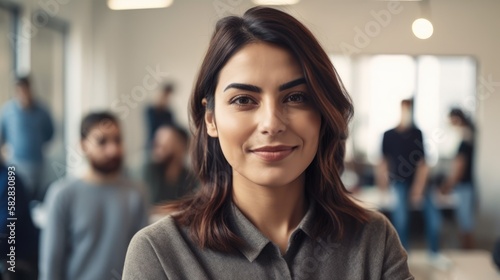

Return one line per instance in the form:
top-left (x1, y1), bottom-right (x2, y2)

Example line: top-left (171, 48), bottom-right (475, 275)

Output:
top-left (0, 76), bottom-right (54, 202)
top-left (440, 108), bottom-right (476, 249)
top-left (143, 125), bottom-right (196, 206)
top-left (39, 112), bottom-right (149, 280)
top-left (145, 83), bottom-right (176, 147)
top-left (377, 99), bottom-right (447, 267)
top-left (0, 153), bottom-right (39, 280)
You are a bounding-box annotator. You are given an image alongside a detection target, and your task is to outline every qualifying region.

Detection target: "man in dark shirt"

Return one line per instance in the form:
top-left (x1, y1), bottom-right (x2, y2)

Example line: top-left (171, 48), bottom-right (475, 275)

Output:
top-left (382, 126), bottom-right (425, 186)
top-left (377, 99), bottom-right (448, 268)
top-left (145, 83), bottom-right (176, 146)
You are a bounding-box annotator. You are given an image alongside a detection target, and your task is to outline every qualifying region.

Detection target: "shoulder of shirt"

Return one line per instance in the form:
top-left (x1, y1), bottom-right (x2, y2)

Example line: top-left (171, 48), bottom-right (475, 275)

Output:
top-left (120, 177), bottom-right (149, 196)
top-left (43, 176), bottom-right (83, 208)
top-left (46, 176), bottom-right (82, 194)
top-left (138, 215), bottom-right (179, 236)
top-left (356, 210), bottom-right (391, 235)
top-left (132, 215), bottom-right (183, 248)
top-left (1, 100), bottom-right (15, 113)
top-left (384, 128), bottom-right (397, 136)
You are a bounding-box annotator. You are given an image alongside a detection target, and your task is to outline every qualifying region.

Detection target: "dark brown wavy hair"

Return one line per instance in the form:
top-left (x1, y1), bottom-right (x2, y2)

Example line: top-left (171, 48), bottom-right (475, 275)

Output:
top-left (164, 6), bottom-right (369, 253)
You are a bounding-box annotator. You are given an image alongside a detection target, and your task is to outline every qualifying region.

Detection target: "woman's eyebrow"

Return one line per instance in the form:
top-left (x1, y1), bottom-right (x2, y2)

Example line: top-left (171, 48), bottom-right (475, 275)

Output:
top-left (278, 77), bottom-right (306, 91)
top-left (224, 83), bottom-right (261, 93)
top-left (223, 77), bottom-right (306, 93)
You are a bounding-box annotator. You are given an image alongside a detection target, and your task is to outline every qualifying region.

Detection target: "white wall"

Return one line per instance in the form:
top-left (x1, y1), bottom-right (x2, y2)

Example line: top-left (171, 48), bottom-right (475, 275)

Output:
top-left (55, 0), bottom-right (500, 243)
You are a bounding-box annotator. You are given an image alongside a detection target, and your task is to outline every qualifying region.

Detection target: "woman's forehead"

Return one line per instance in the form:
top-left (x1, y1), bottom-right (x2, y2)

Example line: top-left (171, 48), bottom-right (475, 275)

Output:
top-left (216, 43), bottom-right (303, 90)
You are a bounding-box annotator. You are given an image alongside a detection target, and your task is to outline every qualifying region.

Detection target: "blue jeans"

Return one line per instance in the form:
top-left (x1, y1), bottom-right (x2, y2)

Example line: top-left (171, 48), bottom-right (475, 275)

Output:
top-left (391, 182), bottom-right (441, 253)
top-left (454, 183), bottom-right (475, 233)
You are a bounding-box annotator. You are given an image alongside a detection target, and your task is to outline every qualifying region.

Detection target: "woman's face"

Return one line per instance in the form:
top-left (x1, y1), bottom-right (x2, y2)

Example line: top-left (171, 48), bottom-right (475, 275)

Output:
top-left (205, 43), bottom-right (321, 188)
top-left (449, 115), bottom-right (462, 127)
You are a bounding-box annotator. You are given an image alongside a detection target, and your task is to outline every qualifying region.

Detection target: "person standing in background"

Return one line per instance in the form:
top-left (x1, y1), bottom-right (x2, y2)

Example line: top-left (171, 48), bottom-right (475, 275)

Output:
top-left (377, 99), bottom-right (449, 269)
top-left (0, 76), bottom-right (54, 202)
top-left (39, 112), bottom-right (149, 280)
top-left (440, 108), bottom-right (476, 249)
top-left (145, 83), bottom-right (176, 146)
top-left (143, 125), bottom-right (196, 205)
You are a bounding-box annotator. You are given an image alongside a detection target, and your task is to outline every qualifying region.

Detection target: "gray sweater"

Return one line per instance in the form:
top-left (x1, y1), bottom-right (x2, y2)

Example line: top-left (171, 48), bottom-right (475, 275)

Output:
top-left (123, 202), bottom-right (414, 280)
top-left (39, 176), bottom-right (149, 280)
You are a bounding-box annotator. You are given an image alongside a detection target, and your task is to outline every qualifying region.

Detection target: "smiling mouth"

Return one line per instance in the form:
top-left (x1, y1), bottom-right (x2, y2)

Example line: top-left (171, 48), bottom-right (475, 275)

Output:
top-left (250, 145), bottom-right (297, 162)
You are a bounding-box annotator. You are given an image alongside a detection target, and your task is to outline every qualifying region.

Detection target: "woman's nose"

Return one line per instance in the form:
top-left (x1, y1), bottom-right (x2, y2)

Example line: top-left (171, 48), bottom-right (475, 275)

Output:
top-left (258, 101), bottom-right (287, 136)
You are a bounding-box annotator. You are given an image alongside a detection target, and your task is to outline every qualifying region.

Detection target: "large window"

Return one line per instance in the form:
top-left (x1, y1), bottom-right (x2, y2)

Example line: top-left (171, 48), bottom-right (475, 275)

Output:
top-left (30, 16), bottom-right (68, 183)
top-left (0, 2), bottom-right (69, 190)
top-left (331, 54), bottom-right (477, 167)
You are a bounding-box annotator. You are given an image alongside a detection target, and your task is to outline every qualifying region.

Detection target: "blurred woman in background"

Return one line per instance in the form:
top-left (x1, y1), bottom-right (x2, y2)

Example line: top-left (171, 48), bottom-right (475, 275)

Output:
top-left (441, 108), bottom-right (476, 249)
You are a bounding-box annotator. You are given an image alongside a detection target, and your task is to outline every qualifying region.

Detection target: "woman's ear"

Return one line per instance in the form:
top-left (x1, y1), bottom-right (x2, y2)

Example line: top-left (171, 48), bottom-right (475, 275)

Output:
top-left (202, 98), bottom-right (218, 138)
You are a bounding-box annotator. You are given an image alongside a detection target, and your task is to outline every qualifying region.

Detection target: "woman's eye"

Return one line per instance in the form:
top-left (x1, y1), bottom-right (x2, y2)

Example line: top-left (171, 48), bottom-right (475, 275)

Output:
top-left (231, 96), bottom-right (255, 106)
top-left (285, 93), bottom-right (307, 103)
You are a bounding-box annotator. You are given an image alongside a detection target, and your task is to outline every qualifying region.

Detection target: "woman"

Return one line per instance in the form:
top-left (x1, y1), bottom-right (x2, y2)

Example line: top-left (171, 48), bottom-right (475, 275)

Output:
top-left (124, 7), bottom-right (413, 280)
top-left (441, 108), bottom-right (476, 249)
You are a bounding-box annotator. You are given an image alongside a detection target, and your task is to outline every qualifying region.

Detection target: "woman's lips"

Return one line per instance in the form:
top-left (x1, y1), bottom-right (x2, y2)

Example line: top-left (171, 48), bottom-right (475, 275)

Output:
top-left (250, 145), bottom-right (297, 162)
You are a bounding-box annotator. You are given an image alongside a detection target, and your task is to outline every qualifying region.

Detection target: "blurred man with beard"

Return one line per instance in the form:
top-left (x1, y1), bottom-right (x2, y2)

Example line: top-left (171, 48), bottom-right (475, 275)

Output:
top-left (39, 112), bottom-right (149, 280)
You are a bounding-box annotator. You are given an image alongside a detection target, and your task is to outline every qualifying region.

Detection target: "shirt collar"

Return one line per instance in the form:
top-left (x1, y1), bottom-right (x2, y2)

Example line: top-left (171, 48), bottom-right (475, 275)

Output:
top-left (295, 198), bottom-right (316, 239)
top-left (228, 198), bottom-right (316, 262)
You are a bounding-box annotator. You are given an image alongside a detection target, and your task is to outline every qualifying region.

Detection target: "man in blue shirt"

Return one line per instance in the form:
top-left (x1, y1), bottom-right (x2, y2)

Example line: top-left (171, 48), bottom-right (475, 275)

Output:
top-left (0, 76), bottom-right (54, 202)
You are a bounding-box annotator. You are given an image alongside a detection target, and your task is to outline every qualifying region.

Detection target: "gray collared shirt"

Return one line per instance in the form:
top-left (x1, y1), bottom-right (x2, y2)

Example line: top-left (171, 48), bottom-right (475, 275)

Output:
top-left (123, 202), bottom-right (414, 280)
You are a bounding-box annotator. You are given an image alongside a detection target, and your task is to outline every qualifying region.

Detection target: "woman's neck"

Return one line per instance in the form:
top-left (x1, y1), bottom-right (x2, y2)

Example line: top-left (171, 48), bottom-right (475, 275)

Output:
top-left (232, 173), bottom-right (308, 255)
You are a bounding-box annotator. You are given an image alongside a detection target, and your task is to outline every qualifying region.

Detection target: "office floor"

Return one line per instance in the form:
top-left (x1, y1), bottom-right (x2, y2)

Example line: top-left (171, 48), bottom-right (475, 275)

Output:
top-left (408, 250), bottom-right (499, 280)
top-left (353, 188), bottom-right (499, 279)
top-left (399, 213), bottom-right (499, 279)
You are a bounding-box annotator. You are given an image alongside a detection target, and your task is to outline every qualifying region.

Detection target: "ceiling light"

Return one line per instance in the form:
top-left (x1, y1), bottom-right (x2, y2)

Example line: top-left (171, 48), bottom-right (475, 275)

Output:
top-left (412, 18), bottom-right (433, 39)
top-left (252, 0), bottom-right (300, 5)
top-left (108, 0), bottom-right (173, 10)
